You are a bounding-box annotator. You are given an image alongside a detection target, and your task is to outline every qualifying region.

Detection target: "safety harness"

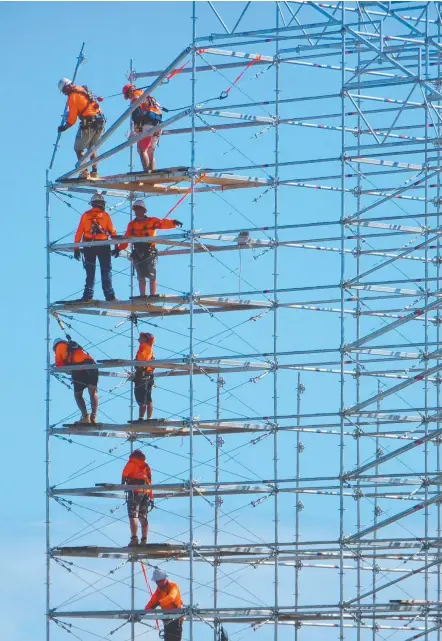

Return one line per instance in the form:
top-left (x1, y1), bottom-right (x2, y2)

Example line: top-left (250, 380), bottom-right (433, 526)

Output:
top-left (132, 95), bottom-right (163, 128)
top-left (71, 85), bottom-right (105, 127)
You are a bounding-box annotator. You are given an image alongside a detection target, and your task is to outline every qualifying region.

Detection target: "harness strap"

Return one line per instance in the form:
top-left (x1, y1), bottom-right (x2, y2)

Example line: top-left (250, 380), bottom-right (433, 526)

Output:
top-left (140, 561), bottom-right (160, 632)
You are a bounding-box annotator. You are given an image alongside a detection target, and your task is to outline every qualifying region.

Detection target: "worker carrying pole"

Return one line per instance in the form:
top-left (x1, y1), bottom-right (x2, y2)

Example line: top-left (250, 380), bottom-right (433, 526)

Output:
top-left (133, 332), bottom-right (155, 421)
top-left (121, 449), bottom-right (153, 547)
top-left (145, 568), bottom-right (183, 641)
top-left (122, 83), bottom-right (162, 172)
top-left (118, 199), bottom-right (182, 298)
top-left (57, 78), bottom-right (105, 179)
top-left (74, 192), bottom-right (119, 302)
top-left (53, 338), bottom-right (99, 425)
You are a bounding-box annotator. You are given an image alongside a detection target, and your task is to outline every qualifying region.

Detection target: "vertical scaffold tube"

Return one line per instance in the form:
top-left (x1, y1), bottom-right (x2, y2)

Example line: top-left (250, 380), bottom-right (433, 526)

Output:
top-left (189, 3), bottom-right (197, 640)
top-left (294, 373), bottom-right (303, 641)
top-left (45, 170), bottom-right (51, 641)
top-left (339, 7), bottom-right (346, 641)
top-left (273, 5), bottom-right (281, 640)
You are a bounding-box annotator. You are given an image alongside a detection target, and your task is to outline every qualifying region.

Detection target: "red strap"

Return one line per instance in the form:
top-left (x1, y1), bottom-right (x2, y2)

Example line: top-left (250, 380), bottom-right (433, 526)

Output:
top-left (140, 561), bottom-right (160, 631)
top-left (162, 173), bottom-right (206, 220)
top-left (224, 54), bottom-right (262, 95)
top-left (167, 61), bottom-right (190, 81)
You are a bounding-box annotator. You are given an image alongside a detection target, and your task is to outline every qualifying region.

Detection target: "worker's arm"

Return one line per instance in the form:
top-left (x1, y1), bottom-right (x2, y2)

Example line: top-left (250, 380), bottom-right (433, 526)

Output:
top-left (66, 93), bottom-right (79, 127)
top-left (105, 213), bottom-right (118, 238)
top-left (117, 222), bottom-right (132, 251)
top-left (159, 585), bottom-right (180, 608)
top-left (154, 218), bottom-right (183, 231)
top-left (74, 216), bottom-right (86, 244)
top-left (145, 591), bottom-right (160, 610)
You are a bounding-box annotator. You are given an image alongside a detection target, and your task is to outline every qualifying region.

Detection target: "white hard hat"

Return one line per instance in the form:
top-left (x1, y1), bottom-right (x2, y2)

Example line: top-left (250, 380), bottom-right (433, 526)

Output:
top-left (152, 568), bottom-right (167, 582)
top-left (53, 338), bottom-right (65, 351)
top-left (133, 199), bottom-right (147, 211)
top-left (58, 78), bottom-right (73, 92)
top-left (90, 191), bottom-right (106, 206)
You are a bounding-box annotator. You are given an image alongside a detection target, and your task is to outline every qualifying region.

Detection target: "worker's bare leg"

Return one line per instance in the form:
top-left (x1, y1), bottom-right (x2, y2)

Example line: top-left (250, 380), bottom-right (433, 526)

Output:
top-left (129, 518), bottom-right (139, 538)
top-left (147, 146), bottom-right (156, 171)
top-left (147, 401), bottom-right (153, 419)
top-left (149, 279), bottom-right (157, 296)
top-left (138, 403), bottom-right (147, 420)
top-left (88, 385), bottom-right (98, 417)
top-left (138, 149), bottom-right (150, 172)
top-left (74, 391), bottom-right (87, 416)
top-left (138, 277), bottom-right (147, 297)
top-left (139, 516), bottom-right (148, 541)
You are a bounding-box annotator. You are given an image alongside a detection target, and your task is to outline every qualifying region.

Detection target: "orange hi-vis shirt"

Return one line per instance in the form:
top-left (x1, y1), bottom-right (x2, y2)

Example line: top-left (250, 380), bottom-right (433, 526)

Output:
top-left (136, 343), bottom-right (155, 373)
top-left (55, 342), bottom-right (95, 367)
top-left (75, 208), bottom-right (117, 243)
top-left (122, 456), bottom-right (152, 496)
top-left (130, 89), bottom-right (162, 116)
top-left (145, 581), bottom-right (183, 610)
top-left (118, 217), bottom-right (178, 250)
top-left (66, 86), bottom-right (101, 126)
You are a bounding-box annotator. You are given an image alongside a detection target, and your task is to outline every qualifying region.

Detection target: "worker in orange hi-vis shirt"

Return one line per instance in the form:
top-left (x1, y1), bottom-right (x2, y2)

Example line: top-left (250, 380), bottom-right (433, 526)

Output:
top-left (74, 192), bottom-right (118, 302)
top-left (122, 83), bottom-right (162, 172)
top-left (57, 78), bottom-right (105, 179)
top-left (121, 449), bottom-right (153, 547)
top-left (118, 199), bottom-right (182, 298)
top-left (145, 568), bottom-right (183, 641)
top-left (133, 332), bottom-right (156, 421)
top-left (53, 338), bottom-right (99, 425)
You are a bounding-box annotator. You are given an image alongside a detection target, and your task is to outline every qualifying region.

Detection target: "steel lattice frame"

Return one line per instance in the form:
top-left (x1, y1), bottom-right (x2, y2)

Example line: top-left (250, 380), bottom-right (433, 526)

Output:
top-left (46, 3), bottom-right (442, 641)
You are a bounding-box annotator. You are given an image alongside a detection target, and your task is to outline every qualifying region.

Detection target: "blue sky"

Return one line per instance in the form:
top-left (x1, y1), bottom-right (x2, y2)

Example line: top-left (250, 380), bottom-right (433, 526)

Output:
top-left (1, 2), bottom-right (439, 641)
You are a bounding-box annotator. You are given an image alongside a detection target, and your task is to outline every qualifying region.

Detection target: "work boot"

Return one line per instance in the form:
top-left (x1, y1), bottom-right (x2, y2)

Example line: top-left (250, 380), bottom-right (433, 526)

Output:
top-left (105, 295), bottom-right (118, 302)
top-left (75, 414), bottom-right (91, 425)
top-left (79, 169), bottom-right (89, 179)
top-left (80, 295), bottom-right (93, 302)
top-left (90, 169), bottom-right (99, 179)
top-left (128, 536), bottom-right (139, 547)
top-left (90, 414), bottom-right (97, 425)
top-left (148, 294), bottom-right (160, 300)
top-left (140, 537), bottom-right (148, 545)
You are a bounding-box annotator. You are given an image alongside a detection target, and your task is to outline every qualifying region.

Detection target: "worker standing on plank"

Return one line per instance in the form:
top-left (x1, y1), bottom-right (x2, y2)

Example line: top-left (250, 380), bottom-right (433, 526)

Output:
top-left (145, 568), bottom-right (183, 641)
top-left (134, 332), bottom-right (155, 421)
top-left (122, 449), bottom-right (153, 547)
top-left (53, 338), bottom-right (99, 425)
top-left (57, 78), bottom-right (105, 179)
top-left (122, 83), bottom-right (162, 172)
top-left (118, 199), bottom-right (182, 298)
top-left (75, 192), bottom-right (118, 302)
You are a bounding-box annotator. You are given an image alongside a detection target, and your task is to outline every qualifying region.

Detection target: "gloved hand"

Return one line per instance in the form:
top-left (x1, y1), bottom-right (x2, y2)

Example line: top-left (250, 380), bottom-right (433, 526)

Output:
top-left (111, 248), bottom-right (120, 258)
top-left (173, 219), bottom-right (183, 228)
top-left (148, 499), bottom-right (155, 511)
top-left (74, 249), bottom-right (81, 261)
top-left (58, 124), bottom-right (69, 133)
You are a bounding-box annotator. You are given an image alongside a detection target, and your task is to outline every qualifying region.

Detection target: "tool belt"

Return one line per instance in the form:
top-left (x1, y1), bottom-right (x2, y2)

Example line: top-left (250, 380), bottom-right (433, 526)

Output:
top-left (135, 369), bottom-right (154, 382)
top-left (133, 244), bottom-right (158, 260)
top-left (80, 114), bottom-right (105, 128)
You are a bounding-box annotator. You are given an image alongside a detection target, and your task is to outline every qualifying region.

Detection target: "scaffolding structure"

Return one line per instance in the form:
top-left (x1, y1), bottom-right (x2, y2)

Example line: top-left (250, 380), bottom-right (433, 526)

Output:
top-left (46, 2), bottom-right (442, 641)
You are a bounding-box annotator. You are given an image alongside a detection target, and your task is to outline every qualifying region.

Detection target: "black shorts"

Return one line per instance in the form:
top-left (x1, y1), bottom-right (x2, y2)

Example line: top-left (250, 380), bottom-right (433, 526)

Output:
top-left (71, 368), bottom-right (99, 393)
top-left (127, 492), bottom-right (150, 518)
top-left (133, 246), bottom-right (158, 280)
top-left (134, 373), bottom-right (154, 405)
top-left (164, 619), bottom-right (183, 641)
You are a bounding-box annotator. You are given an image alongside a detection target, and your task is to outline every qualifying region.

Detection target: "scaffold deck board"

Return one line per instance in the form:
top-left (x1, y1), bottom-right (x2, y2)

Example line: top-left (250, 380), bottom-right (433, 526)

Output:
top-left (55, 168), bottom-right (270, 194)
top-left (53, 420), bottom-right (268, 438)
top-left (51, 294), bottom-right (271, 317)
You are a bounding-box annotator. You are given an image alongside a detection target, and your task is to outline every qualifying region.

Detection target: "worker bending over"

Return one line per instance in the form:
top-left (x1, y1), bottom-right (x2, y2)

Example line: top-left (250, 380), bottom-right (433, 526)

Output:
top-left (122, 449), bottom-right (153, 546)
top-left (122, 83), bottom-right (162, 172)
top-left (118, 199), bottom-right (182, 297)
top-left (53, 338), bottom-right (99, 425)
top-left (133, 332), bottom-right (155, 421)
top-left (145, 569), bottom-right (183, 641)
top-left (58, 78), bottom-right (105, 179)
top-left (75, 192), bottom-right (118, 301)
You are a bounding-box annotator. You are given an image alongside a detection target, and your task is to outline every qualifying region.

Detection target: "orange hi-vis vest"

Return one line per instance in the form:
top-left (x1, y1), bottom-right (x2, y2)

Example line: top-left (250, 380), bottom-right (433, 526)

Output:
top-left (122, 456), bottom-right (153, 496)
top-left (67, 85), bottom-right (101, 126)
top-left (54, 342), bottom-right (95, 367)
top-left (145, 581), bottom-right (183, 610)
top-left (118, 216), bottom-right (178, 250)
top-left (136, 343), bottom-right (155, 373)
top-left (75, 208), bottom-right (117, 243)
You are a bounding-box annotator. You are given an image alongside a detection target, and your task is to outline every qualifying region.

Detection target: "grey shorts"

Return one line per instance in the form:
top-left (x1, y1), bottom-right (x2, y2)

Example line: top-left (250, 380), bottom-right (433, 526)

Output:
top-left (75, 119), bottom-right (105, 153)
top-left (133, 248), bottom-right (158, 280)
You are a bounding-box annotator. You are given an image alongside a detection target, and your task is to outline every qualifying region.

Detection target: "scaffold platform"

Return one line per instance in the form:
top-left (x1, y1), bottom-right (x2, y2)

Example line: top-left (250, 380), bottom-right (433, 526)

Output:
top-left (55, 167), bottom-right (270, 194)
